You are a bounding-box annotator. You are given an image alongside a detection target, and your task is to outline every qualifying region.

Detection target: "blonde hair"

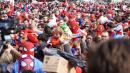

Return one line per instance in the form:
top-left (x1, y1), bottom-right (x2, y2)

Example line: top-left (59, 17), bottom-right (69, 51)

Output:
top-left (0, 47), bottom-right (13, 64)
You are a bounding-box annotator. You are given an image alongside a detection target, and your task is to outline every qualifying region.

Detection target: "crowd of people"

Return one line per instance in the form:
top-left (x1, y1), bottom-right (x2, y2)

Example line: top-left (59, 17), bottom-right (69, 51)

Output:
top-left (0, 0), bottom-right (130, 73)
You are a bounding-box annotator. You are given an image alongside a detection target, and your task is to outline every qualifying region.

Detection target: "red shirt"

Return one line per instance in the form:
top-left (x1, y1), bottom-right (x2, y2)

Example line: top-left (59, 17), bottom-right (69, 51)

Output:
top-left (107, 9), bottom-right (114, 15)
top-left (16, 13), bottom-right (25, 23)
top-left (128, 21), bottom-right (130, 25)
top-left (76, 66), bottom-right (82, 73)
top-left (51, 36), bottom-right (60, 47)
top-left (96, 24), bottom-right (105, 36)
top-left (69, 20), bottom-right (80, 34)
top-left (7, 5), bottom-right (14, 17)
top-left (127, 31), bottom-right (130, 37)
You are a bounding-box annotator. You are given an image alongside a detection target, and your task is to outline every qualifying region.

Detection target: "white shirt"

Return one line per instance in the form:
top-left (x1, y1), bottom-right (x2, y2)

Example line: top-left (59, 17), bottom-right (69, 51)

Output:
top-left (98, 16), bottom-right (109, 24)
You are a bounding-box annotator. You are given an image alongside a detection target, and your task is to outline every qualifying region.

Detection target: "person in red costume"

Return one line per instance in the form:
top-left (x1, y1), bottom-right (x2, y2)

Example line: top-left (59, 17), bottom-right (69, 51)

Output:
top-left (69, 15), bottom-right (80, 34)
top-left (20, 28), bottom-right (39, 44)
top-left (21, 41), bottom-right (35, 56)
top-left (7, 4), bottom-right (14, 17)
top-left (96, 24), bottom-right (105, 36)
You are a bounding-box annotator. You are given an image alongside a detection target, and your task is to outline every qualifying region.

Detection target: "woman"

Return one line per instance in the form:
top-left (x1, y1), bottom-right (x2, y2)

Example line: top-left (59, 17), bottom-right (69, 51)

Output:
top-left (0, 41), bottom-right (21, 73)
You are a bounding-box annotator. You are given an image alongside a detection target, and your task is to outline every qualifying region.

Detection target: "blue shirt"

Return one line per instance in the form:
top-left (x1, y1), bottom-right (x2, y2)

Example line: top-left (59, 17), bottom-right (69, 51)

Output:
top-left (77, 18), bottom-right (84, 27)
top-left (113, 34), bottom-right (123, 39)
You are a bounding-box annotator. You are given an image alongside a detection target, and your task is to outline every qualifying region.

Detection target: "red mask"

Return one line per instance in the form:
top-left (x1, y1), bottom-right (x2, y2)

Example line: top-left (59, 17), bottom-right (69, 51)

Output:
top-left (20, 54), bottom-right (34, 72)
